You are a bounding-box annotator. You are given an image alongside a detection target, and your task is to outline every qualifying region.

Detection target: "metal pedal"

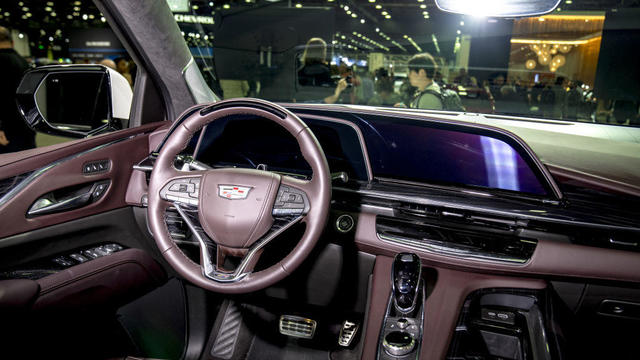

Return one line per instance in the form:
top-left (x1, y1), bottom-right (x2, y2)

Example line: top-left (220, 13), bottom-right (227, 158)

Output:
top-left (338, 320), bottom-right (359, 347)
top-left (279, 315), bottom-right (317, 339)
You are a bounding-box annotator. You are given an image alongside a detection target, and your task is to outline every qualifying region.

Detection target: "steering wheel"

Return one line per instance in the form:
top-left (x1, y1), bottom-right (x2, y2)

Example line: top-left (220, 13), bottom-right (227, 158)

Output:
top-left (147, 99), bottom-right (331, 294)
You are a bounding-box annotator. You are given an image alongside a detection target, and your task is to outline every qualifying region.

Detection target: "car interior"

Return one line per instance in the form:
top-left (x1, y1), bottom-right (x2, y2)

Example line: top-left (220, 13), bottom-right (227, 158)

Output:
top-left (1, 1), bottom-right (640, 360)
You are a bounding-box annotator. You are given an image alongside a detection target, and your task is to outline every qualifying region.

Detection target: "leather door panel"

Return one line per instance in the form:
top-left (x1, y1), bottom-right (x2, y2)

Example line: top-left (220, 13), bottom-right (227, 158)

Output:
top-left (0, 122), bottom-right (165, 239)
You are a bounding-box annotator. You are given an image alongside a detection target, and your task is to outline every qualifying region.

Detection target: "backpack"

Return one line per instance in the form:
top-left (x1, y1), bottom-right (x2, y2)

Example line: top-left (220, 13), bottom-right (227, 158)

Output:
top-left (414, 88), bottom-right (466, 112)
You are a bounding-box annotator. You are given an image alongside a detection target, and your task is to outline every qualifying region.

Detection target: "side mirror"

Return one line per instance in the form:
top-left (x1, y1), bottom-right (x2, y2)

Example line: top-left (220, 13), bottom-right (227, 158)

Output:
top-left (16, 65), bottom-right (133, 138)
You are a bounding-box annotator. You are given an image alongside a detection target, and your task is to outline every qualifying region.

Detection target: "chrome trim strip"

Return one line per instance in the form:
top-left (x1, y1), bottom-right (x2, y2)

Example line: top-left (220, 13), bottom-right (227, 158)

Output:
top-left (377, 232), bottom-right (529, 265)
top-left (0, 136), bottom-right (135, 209)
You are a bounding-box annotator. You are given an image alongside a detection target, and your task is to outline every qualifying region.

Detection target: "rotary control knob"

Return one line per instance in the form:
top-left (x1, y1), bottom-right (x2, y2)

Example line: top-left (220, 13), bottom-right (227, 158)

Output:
top-left (336, 214), bottom-right (355, 233)
top-left (383, 331), bottom-right (416, 356)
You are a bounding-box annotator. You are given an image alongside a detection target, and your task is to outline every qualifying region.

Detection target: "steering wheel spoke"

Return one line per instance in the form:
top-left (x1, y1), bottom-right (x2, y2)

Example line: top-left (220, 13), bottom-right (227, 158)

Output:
top-left (274, 175), bottom-right (312, 218)
top-left (175, 200), bottom-right (303, 283)
top-left (159, 174), bottom-right (203, 208)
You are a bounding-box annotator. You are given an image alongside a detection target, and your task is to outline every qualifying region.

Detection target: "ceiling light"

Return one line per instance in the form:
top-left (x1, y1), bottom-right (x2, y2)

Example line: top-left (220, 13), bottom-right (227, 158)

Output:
top-left (360, 19), bottom-right (365, 23)
top-left (346, 10), bottom-right (352, 14)
top-left (45, 7), bottom-right (52, 11)
top-left (223, 4), bottom-right (230, 9)
top-left (375, 27), bottom-right (379, 32)
top-left (457, 30), bottom-right (461, 34)
top-left (82, 14), bottom-right (88, 20)
top-left (460, 21), bottom-right (464, 26)
top-left (51, 12), bottom-right (56, 16)
top-left (89, 14), bottom-right (95, 19)
top-left (18, 33), bottom-right (24, 39)
top-left (22, 7), bottom-right (28, 11)
top-left (192, 5), bottom-right (199, 10)
top-left (351, 13), bottom-right (357, 18)
top-left (101, 17), bottom-right (106, 22)
top-left (375, 5), bottom-right (382, 9)
top-left (48, 37), bottom-right (53, 42)
top-left (295, 3), bottom-right (302, 8)
top-left (420, 4), bottom-right (427, 9)
top-left (66, 14), bottom-right (72, 19)
top-left (381, 11), bottom-right (388, 15)
top-left (385, 15), bottom-right (391, 19)
top-left (344, 5), bottom-right (349, 10)
top-left (74, 1), bottom-right (82, 5)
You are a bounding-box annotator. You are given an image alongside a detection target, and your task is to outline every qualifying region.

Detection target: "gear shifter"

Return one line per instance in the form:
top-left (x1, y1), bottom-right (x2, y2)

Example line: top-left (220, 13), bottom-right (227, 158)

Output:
top-left (392, 253), bottom-right (422, 314)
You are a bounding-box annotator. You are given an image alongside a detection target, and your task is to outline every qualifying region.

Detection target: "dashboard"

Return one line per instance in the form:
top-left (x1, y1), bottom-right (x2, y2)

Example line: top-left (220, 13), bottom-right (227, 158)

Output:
top-left (138, 106), bottom-right (639, 267)
top-left (190, 111), bottom-right (554, 198)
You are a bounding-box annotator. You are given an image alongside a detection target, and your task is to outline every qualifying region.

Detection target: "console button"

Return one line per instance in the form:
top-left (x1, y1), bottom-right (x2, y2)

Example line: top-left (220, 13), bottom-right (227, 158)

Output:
top-left (69, 253), bottom-right (88, 263)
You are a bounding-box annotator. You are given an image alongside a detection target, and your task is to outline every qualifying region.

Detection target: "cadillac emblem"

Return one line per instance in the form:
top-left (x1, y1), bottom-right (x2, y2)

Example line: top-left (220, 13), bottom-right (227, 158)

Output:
top-left (218, 185), bottom-right (252, 200)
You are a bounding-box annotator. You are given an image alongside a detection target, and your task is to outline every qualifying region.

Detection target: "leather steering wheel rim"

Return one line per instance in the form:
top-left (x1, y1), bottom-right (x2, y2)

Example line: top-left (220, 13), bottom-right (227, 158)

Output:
top-left (147, 98), bottom-right (331, 294)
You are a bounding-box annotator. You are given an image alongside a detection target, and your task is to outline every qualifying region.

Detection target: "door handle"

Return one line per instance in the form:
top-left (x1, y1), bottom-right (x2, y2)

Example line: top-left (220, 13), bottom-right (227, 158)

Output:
top-left (27, 181), bottom-right (110, 217)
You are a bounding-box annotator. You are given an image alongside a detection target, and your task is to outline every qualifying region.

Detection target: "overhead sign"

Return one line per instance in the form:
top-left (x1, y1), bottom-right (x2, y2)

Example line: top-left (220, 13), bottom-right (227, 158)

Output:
top-left (174, 14), bottom-right (214, 25)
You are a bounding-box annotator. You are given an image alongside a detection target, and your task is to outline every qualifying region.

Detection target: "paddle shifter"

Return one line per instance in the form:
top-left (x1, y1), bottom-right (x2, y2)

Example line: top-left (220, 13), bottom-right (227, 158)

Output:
top-left (379, 253), bottom-right (424, 359)
top-left (393, 253), bottom-right (422, 313)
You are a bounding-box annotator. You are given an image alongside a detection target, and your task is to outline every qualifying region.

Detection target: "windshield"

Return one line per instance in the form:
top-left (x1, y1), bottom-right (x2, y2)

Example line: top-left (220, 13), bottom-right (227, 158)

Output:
top-left (172, 0), bottom-right (639, 127)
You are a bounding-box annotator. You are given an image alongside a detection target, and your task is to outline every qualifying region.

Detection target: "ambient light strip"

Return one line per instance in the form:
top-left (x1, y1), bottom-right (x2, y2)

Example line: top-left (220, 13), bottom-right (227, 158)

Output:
top-left (538, 14), bottom-right (605, 21)
top-left (511, 38), bottom-right (601, 45)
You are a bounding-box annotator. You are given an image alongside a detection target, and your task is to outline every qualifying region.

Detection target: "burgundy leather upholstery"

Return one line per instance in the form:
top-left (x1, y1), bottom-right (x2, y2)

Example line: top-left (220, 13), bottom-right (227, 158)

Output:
top-left (0, 279), bottom-right (39, 312)
top-left (199, 168), bottom-right (280, 248)
top-left (34, 249), bottom-right (166, 311)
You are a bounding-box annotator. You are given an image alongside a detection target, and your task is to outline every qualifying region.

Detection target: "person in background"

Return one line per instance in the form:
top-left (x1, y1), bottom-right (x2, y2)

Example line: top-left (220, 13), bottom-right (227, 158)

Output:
top-left (368, 76), bottom-right (402, 107)
top-left (115, 57), bottom-right (133, 86)
top-left (454, 68), bottom-right (471, 86)
top-left (551, 77), bottom-right (567, 119)
top-left (354, 67), bottom-right (374, 105)
top-left (324, 64), bottom-right (352, 104)
top-left (99, 58), bottom-right (117, 70)
top-left (406, 53), bottom-right (443, 110)
top-left (0, 26), bottom-right (34, 153)
top-left (298, 37), bottom-right (332, 87)
top-left (565, 80), bottom-right (582, 120)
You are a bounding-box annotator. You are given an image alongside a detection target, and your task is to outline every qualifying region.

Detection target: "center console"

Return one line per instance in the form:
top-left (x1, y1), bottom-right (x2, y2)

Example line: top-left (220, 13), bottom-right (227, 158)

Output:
top-left (378, 253), bottom-right (425, 359)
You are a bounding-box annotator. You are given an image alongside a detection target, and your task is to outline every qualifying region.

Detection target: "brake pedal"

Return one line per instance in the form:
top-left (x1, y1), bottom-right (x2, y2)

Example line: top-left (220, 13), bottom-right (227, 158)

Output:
top-left (338, 320), bottom-right (359, 347)
top-left (279, 315), bottom-right (317, 339)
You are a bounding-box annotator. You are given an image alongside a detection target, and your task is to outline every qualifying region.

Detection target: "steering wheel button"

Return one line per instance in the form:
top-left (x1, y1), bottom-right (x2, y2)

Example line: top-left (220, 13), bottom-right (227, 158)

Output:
top-left (169, 184), bottom-right (181, 191)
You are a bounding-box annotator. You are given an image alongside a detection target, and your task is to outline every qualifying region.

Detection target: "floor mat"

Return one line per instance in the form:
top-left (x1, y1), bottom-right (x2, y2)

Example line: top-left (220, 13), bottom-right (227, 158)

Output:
top-left (246, 335), bottom-right (330, 360)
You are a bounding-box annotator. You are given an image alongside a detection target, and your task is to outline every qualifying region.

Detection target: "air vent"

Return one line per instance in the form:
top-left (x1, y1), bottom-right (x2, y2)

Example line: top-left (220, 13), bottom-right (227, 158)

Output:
top-left (279, 315), bottom-right (317, 339)
top-left (376, 216), bottom-right (536, 264)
